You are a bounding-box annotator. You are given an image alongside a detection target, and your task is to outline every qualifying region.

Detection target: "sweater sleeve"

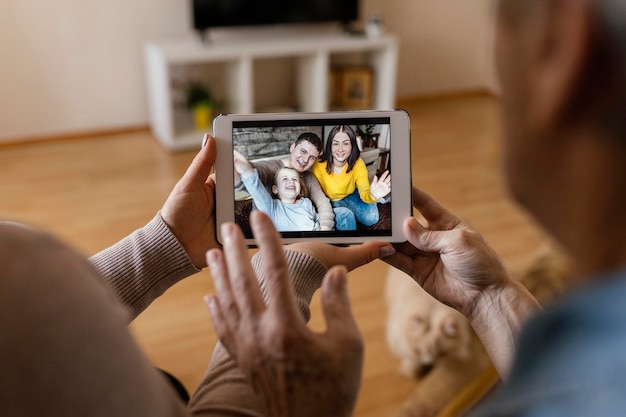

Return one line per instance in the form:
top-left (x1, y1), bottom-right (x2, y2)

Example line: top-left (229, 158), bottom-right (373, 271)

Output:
top-left (89, 213), bottom-right (200, 321)
top-left (252, 160), bottom-right (281, 193)
top-left (354, 158), bottom-right (378, 204)
top-left (241, 169), bottom-right (276, 216)
top-left (304, 172), bottom-right (335, 231)
top-left (188, 249), bottom-right (328, 416)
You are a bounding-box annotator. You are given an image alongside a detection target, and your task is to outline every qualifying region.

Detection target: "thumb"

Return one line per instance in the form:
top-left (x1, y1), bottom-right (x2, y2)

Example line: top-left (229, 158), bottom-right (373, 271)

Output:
top-left (180, 134), bottom-right (217, 190)
top-left (321, 267), bottom-right (360, 338)
top-left (337, 241), bottom-right (396, 271)
top-left (403, 216), bottom-right (457, 254)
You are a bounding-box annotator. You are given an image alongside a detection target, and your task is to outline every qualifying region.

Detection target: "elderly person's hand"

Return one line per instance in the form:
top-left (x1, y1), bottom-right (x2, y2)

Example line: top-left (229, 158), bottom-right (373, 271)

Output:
top-left (205, 211), bottom-right (363, 417)
top-left (384, 186), bottom-right (541, 377)
top-left (160, 134), bottom-right (219, 268)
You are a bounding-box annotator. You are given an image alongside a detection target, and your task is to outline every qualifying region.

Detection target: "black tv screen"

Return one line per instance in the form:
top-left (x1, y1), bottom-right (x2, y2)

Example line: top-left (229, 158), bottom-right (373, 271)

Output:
top-left (192, 0), bottom-right (360, 34)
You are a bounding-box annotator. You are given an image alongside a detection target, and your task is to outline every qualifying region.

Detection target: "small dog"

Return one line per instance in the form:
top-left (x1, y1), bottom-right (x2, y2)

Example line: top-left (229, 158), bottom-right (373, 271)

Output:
top-left (385, 243), bottom-right (572, 380)
top-left (385, 269), bottom-right (472, 379)
top-left (517, 244), bottom-right (572, 305)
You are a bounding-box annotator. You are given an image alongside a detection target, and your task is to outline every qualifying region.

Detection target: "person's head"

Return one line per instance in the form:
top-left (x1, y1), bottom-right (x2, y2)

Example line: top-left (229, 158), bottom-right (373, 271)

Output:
top-left (287, 132), bottom-right (323, 173)
top-left (272, 167), bottom-right (307, 203)
top-left (495, 0), bottom-right (626, 253)
top-left (321, 125), bottom-right (360, 174)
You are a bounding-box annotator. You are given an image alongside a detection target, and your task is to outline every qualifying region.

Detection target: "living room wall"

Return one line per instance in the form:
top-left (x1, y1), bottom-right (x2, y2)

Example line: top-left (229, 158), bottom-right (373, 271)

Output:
top-left (363, 0), bottom-right (498, 97)
top-left (0, 0), bottom-right (496, 143)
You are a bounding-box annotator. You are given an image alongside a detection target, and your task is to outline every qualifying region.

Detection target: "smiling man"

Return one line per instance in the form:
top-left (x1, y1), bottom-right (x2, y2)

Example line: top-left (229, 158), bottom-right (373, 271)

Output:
top-left (234, 131), bottom-right (334, 230)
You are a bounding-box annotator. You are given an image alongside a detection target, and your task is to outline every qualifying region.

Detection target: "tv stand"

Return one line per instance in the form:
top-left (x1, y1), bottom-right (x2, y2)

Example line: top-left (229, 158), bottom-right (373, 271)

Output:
top-left (144, 33), bottom-right (398, 150)
top-left (197, 30), bottom-right (210, 45)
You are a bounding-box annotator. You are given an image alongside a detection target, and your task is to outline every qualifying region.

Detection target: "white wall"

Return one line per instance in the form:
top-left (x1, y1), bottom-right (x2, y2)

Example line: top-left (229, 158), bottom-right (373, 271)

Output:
top-left (0, 0), bottom-right (191, 142)
top-left (0, 0), bottom-right (497, 143)
top-left (363, 0), bottom-right (498, 97)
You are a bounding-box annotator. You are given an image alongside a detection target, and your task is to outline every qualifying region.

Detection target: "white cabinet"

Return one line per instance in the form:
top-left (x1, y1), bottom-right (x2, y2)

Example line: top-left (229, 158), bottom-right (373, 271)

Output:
top-left (144, 33), bottom-right (398, 150)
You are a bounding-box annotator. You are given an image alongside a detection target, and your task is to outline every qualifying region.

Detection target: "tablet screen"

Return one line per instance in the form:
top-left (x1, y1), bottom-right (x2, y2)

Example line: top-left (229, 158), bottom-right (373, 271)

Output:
top-left (230, 116), bottom-right (393, 239)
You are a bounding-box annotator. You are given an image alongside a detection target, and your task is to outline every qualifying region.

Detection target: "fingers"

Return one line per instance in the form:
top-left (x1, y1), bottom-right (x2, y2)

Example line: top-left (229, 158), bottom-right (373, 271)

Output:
top-left (412, 186), bottom-right (459, 229)
top-left (209, 222), bottom-right (266, 324)
top-left (207, 173), bottom-right (216, 191)
top-left (381, 251), bottom-right (415, 277)
top-left (207, 212), bottom-right (305, 343)
top-left (382, 244), bottom-right (435, 279)
top-left (205, 247), bottom-right (242, 357)
top-left (233, 151), bottom-right (243, 167)
top-left (336, 241), bottom-right (396, 271)
top-left (233, 152), bottom-right (253, 177)
top-left (379, 170), bottom-right (390, 183)
top-left (372, 171), bottom-right (390, 184)
top-left (286, 240), bottom-right (396, 272)
top-left (382, 217), bottom-right (454, 278)
top-left (180, 134), bottom-right (217, 190)
top-left (321, 267), bottom-right (362, 344)
top-left (371, 171), bottom-right (391, 200)
top-left (249, 211), bottom-right (302, 320)
top-left (205, 293), bottom-right (237, 355)
top-left (403, 216), bottom-right (453, 253)
top-left (382, 187), bottom-right (464, 275)
top-left (320, 266), bottom-right (350, 322)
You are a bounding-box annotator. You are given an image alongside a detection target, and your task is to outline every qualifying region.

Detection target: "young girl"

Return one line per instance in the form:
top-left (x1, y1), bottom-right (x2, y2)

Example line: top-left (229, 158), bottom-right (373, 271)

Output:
top-left (312, 125), bottom-right (391, 230)
top-left (234, 150), bottom-right (320, 232)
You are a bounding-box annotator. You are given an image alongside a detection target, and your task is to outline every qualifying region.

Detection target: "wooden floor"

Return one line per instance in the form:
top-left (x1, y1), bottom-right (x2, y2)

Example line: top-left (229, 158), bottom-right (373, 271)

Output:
top-left (0, 93), bottom-right (549, 416)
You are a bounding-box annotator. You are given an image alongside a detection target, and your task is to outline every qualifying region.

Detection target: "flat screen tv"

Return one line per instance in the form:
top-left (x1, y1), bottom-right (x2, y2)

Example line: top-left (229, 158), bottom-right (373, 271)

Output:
top-left (192, 0), bottom-right (360, 38)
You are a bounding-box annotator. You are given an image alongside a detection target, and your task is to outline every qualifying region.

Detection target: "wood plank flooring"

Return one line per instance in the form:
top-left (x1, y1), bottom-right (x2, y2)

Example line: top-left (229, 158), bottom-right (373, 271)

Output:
top-left (0, 93), bottom-right (550, 416)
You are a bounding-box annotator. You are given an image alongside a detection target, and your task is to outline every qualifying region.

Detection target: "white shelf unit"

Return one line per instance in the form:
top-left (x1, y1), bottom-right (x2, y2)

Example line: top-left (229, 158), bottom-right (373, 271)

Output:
top-left (144, 33), bottom-right (398, 150)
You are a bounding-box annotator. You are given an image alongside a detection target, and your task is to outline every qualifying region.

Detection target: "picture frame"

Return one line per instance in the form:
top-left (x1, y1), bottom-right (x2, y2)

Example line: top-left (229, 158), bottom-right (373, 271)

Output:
top-left (337, 66), bottom-right (373, 110)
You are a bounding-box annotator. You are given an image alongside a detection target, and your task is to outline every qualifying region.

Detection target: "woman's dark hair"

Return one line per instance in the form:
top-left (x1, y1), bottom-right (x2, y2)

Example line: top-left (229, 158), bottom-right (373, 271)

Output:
top-left (320, 125), bottom-right (360, 174)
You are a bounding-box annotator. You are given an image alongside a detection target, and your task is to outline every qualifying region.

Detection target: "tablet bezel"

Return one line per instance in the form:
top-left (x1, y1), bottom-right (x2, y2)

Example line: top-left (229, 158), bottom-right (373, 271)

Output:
top-left (213, 109), bottom-right (412, 246)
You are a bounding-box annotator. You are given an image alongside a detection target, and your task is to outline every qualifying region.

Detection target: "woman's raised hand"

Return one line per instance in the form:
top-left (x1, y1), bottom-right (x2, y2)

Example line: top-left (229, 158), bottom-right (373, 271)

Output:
top-left (370, 170), bottom-right (391, 200)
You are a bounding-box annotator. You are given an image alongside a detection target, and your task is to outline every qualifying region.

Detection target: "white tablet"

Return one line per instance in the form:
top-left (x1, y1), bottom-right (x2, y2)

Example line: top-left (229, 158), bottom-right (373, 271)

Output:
top-left (213, 109), bottom-right (412, 246)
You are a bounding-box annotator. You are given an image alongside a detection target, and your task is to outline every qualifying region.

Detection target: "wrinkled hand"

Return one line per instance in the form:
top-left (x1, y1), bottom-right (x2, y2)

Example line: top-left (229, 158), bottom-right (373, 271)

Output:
top-left (205, 211), bottom-right (363, 417)
top-left (161, 134), bottom-right (218, 268)
top-left (384, 186), bottom-right (542, 376)
top-left (384, 186), bottom-right (515, 319)
top-left (370, 170), bottom-right (391, 200)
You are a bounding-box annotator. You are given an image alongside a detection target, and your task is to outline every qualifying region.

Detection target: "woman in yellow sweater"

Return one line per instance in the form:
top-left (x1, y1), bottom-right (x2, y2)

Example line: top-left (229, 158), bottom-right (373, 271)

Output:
top-left (312, 125), bottom-right (391, 230)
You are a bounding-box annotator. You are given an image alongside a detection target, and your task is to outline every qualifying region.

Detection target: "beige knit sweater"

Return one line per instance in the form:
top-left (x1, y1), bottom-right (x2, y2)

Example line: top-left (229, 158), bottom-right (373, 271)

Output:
top-left (90, 213), bottom-right (328, 416)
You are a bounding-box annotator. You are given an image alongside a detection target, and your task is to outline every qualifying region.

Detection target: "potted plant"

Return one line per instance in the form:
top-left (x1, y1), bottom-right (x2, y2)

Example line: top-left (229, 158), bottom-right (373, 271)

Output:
top-left (186, 81), bottom-right (214, 131)
top-left (356, 124), bottom-right (377, 148)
